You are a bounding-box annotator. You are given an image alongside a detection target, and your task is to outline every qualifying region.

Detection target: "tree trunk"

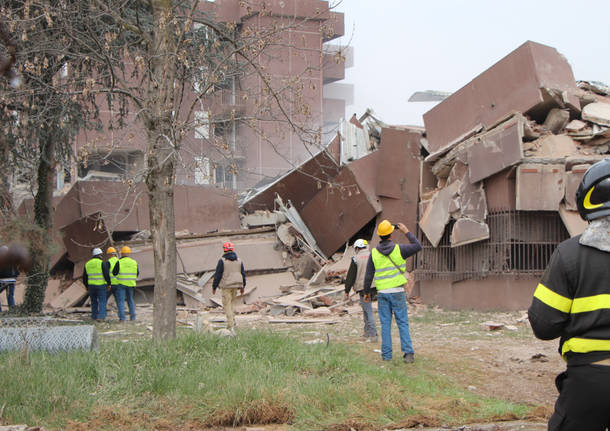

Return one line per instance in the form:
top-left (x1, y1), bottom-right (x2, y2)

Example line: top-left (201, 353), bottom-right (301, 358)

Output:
top-left (23, 131), bottom-right (55, 313)
top-left (147, 0), bottom-right (178, 340)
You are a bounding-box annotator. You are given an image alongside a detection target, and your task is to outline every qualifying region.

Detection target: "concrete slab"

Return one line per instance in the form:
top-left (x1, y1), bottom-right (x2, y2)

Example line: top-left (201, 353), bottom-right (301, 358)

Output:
top-left (484, 168), bottom-right (516, 211)
top-left (450, 218), bottom-right (490, 247)
top-left (300, 164), bottom-right (380, 257)
top-left (467, 115), bottom-right (524, 183)
top-left (423, 41), bottom-right (580, 154)
top-left (419, 181), bottom-right (460, 247)
top-left (543, 108), bottom-right (570, 133)
top-left (59, 212), bottom-right (111, 263)
top-left (516, 164), bottom-right (565, 211)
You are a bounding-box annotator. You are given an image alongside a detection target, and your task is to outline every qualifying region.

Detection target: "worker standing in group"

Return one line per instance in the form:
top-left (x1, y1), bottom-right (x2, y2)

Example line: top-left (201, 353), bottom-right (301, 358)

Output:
top-left (106, 247), bottom-right (120, 319)
top-left (212, 241), bottom-right (246, 334)
top-left (363, 220), bottom-right (422, 363)
top-left (529, 158), bottom-right (610, 430)
top-left (84, 247), bottom-right (111, 321)
top-left (344, 239), bottom-right (378, 341)
top-left (112, 246), bottom-right (139, 321)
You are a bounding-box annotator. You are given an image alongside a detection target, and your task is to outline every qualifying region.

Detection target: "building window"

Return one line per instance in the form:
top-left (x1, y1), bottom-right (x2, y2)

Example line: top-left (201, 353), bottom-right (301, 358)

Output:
top-left (194, 156), bottom-right (211, 185)
top-left (194, 111), bottom-right (210, 139)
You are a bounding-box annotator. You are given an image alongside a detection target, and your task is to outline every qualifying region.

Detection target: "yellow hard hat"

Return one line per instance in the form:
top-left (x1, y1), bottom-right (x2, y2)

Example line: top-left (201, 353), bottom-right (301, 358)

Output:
top-left (107, 246), bottom-right (117, 254)
top-left (377, 220), bottom-right (394, 236)
top-left (120, 246), bottom-right (131, 255)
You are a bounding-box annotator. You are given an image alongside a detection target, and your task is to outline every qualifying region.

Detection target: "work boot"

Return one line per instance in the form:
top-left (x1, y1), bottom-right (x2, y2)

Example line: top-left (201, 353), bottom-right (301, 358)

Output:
top-left (403, 353), bottom-right (415, 364)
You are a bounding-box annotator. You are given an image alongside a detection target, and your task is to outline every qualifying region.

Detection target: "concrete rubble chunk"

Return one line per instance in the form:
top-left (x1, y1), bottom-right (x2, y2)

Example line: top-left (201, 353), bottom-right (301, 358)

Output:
top-left (565, 119), bottom-right (587, 132)
top-left (450, 218), bottom-right (490, 247)
top-left (527, 134), bottom-right (579, 159)
top-left (543, 108), bottom-right (570, 133)
top-left (49, 280), bottom-right (88, 310)
top-left (582, 102), bottom-right (610, 127)
top-left (516, 164), bottom-right (565, 211)
top-left (419, 181), bottom-right (460, 247)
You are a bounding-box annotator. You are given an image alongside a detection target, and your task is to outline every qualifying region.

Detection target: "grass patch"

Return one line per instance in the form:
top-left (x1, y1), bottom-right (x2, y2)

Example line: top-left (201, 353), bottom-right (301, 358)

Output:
top-left (0, 329), bottom-right (532, 430)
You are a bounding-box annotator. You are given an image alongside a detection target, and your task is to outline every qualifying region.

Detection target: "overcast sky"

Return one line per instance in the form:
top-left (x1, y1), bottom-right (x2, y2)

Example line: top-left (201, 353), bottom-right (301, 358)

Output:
top-left (332, 0), bottom-right (610, 126)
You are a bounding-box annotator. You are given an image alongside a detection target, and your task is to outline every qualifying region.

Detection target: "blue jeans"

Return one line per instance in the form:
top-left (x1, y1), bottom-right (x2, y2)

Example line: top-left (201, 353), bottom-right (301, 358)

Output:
top-left (359, 292), bottom-right (378, 337)
top-left (377, 291), bottom-right (414, 360)
top-left (114, 284), bottom-right (136, 321)
top-left (89, 286), bottom-right (108, 320)
top-left (0, 281), bottom-right (15, 311)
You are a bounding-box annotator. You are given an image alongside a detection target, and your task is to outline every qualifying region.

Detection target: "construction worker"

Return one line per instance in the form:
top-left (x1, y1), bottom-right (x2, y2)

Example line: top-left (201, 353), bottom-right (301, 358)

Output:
top-left (529, 158), bottom-right (610, 430)
top-left (344, 239), bottom-right (378, 341)
top-left (112, 245), bottom-right (139, 321)
top-left (106, 246), bottom-right (120, 318)
top-left (363, 220), bottom-right (422, 363)
top-left (212, 241), bottom-right (246, 334)
top-left (84, 247), bottom-right (111, 321)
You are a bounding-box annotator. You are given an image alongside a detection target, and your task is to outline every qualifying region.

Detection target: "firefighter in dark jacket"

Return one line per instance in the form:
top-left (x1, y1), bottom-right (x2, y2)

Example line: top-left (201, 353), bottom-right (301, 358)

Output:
top-left (212, 241), bottom-right (246, 334)
top-left (528, 158), bottom-right (610, 430)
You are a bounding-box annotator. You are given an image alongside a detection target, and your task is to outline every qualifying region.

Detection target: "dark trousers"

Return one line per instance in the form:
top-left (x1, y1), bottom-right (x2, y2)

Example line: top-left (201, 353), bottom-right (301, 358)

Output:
top-left (549, 364), bottom-right (610, 430)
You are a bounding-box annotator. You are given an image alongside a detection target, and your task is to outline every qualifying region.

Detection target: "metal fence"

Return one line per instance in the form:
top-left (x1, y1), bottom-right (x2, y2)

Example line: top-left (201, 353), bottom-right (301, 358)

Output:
top-left (0, 317), bottom-right (98, 352)
top-left (414, 210), bottom-right (569, 281)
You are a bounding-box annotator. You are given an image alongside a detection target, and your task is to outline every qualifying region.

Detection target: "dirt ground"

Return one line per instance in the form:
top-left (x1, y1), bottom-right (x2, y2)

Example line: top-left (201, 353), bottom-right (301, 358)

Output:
top-left (72, 299), bottom-right (560, 431)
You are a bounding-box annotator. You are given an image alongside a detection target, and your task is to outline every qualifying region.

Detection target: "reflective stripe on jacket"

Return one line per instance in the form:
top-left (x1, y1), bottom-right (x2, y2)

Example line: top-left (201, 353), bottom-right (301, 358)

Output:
top-left (117, 257), bottom-right (138, 287)
top-left (220, 258), bottom-right (243, 288)
top-left (108, 256), bottom-right (119, 286)
top-left (371, 244), bottom-right (407, 291)
top-left (85, 258), bottom-right (106, 286)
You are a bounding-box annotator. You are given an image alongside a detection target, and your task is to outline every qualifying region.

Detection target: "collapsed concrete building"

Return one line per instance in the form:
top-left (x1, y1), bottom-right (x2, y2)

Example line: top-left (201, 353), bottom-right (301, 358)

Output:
top-left (10, 40), bottom-right (609, 315)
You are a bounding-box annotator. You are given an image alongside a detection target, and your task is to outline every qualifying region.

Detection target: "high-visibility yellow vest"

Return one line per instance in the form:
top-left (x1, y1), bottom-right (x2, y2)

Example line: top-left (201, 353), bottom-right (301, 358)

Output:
top-left (116, 257), bottom-right (138, 287)
top-left (371, 245), bottom-right (407, 291)
top-left (108, 256), bottom-right (119, 286)
top-left (85, 258), bottom-right (106, 287)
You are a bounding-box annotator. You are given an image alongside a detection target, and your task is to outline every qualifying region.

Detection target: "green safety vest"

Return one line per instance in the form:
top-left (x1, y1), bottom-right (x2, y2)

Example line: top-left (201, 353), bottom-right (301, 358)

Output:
top-left (116, 257), bottom-right (138, 287)
top-left (85, 258), bottom-right (106, 287)
top-left (108, 256), bottom-right (119, 286)
top-left (371, 245), bottom-right (407, 291)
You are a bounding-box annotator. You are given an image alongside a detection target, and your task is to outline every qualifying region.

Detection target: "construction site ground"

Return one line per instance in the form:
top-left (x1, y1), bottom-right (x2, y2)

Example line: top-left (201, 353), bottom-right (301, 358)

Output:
top-left (76, 301), bottom-right (559, 431)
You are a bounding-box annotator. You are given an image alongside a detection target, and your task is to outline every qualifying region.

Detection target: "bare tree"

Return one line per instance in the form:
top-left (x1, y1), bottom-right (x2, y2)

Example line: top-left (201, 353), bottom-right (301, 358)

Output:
top-left (2, 0), bottom-right (341, 336)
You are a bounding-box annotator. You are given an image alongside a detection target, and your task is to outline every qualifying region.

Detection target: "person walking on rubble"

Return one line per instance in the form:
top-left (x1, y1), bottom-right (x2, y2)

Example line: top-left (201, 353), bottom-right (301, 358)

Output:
top-left (84, 247), bottom-right (111, 321)
top-left (529, 158), bottom-right (610, 431)
top-left (212, 241), bottom-right (246, 334)
top-left (363, 220), bottom-right (422, 363)
top-left (344, 239), bottom-right (378, 341)
top-left (112, 246), bottom-right (139, 321)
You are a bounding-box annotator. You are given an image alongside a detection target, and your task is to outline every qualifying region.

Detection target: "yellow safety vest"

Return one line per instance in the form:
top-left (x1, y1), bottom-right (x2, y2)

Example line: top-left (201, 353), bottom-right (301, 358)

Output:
top-left (85, 258), bottom-right (106, 287)
top-left (117, 257), bottom-right (138, 287)
top-left (371, 245), bottom-right (407, 291)
top-left (108, 256), bottom-right (119, 286)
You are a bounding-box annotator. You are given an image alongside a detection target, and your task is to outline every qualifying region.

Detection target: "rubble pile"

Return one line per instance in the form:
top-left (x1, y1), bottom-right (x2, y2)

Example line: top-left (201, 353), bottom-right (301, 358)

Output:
top-left (419, 41), bottom-right (610, 247)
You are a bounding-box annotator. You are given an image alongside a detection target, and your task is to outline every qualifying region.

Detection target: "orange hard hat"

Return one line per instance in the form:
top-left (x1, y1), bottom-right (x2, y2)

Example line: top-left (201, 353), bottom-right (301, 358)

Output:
top-left (377, 220), bottom-right (395, 236)
top-left (120, 246), bottom-right (131, 255)
top-left (223, 241), bottom-right (234, 252)
top-left (107, 246), bottom-right (117, 254)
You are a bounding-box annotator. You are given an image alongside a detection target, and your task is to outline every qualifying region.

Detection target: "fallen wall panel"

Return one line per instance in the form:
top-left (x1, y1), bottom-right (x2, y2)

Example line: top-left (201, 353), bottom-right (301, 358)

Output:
top-left (516, 163), bottom-right (565, 211)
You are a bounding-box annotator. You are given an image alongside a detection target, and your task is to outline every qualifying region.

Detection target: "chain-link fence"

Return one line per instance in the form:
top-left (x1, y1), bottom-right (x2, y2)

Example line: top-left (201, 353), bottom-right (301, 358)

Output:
top-left (0, 317), bottom-right (98, 352)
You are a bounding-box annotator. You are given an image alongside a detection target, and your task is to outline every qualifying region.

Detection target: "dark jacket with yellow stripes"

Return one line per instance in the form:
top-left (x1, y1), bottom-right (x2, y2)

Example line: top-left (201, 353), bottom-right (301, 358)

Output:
top-left (529, 235), bottom-right (610, 366)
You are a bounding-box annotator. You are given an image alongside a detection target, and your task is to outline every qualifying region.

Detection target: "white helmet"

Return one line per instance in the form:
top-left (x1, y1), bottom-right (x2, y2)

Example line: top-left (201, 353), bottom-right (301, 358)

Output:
top-left (92, 248), bottom-right (103, 256)
top-left (354, 239), bottom-right (368, 249)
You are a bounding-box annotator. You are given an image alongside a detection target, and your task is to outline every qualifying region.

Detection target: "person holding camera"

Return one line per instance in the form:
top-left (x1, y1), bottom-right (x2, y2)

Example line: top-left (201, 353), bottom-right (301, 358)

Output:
top-left (363, 220), bottom-right (421, 363)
